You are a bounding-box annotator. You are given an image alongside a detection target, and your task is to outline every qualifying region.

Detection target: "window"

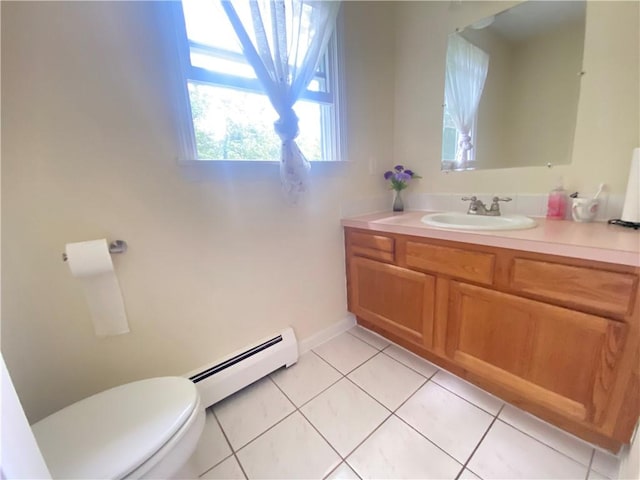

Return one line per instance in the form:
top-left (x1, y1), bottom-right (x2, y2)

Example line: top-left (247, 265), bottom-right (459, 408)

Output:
top-left (173, 0), bottom-right (342, 162)
top-left (441, 106), bottom-right (477, 171)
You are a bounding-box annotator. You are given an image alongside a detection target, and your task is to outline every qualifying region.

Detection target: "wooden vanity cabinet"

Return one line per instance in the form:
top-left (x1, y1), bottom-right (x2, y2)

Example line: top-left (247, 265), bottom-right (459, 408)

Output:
top-left (344, 227), bottom-right (640, 451)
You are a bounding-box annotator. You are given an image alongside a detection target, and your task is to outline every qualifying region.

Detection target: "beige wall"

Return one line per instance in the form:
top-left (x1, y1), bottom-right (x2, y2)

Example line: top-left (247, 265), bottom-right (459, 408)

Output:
top-left (1, 1), bottom-right (395, 422)
top-left (394, 1), bottom-right (640, 194)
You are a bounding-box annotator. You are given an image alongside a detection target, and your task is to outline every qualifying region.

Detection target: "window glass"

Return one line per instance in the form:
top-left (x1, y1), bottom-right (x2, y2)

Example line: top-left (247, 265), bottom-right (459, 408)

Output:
top-left (177, 0), bottom-right (340, 162)
top-left (188, 82), bottom-right (322, 161)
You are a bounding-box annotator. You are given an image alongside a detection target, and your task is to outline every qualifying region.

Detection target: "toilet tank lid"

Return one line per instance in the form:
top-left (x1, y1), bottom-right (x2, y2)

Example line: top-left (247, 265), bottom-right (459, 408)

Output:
top-left (31, 376), bottom-right (198, 480)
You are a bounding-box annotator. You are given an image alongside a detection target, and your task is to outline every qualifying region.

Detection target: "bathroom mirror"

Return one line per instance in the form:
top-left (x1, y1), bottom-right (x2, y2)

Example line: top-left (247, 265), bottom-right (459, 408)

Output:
top-left (441, 1), bottom-right (586, 171)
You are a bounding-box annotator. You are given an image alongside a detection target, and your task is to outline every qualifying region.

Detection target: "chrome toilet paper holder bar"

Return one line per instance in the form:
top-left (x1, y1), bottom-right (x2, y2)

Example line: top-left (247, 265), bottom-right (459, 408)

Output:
top-left (62, 240), bottom-right (128, 262)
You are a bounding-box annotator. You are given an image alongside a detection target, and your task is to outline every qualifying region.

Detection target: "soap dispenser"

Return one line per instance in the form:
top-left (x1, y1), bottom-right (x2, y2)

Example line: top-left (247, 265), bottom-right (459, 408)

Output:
top-left (546, 178), bottom-right (568, 220)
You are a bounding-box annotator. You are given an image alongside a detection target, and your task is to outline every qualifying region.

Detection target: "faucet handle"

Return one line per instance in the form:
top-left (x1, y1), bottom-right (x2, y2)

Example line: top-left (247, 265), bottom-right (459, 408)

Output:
top-left (492, 196), bottom-right (512, 203)
top-left (462, 196), bottom-right (477, 202)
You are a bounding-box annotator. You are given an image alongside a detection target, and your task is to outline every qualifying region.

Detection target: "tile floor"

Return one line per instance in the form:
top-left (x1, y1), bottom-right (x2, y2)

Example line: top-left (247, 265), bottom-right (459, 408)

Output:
top-left (191, 326), bottom-right (624, 480)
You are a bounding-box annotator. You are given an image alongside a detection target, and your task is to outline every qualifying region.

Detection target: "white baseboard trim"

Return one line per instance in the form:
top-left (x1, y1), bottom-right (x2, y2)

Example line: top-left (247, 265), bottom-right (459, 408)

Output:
top-left (298, 314), bottom-right (356, 354)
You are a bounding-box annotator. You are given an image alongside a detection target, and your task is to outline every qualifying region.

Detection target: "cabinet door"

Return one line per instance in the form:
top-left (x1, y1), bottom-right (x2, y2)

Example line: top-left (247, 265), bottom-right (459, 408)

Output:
top-left (350, 256), bottom-right (435, 347)
top-left (447, 282), bottom-right (628, 425)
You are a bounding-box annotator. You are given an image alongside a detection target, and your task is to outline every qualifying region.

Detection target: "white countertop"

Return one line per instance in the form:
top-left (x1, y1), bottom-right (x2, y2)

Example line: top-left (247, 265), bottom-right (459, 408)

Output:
top-left (342, 211), bottom-right (640, 267)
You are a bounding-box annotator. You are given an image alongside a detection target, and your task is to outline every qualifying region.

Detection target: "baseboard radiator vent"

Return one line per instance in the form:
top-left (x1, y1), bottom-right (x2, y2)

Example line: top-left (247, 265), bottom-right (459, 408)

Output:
top-left (186, 327), bottom-right (298, 408)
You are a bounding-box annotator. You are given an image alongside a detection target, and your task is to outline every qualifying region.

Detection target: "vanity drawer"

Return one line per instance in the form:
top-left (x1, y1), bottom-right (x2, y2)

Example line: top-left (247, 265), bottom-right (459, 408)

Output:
top-left (349, 231), bottom-right (395, 262)
top-left (405, 241), bottom-right (495, 285)
top-left (509, 258), bottom-right (638, 317)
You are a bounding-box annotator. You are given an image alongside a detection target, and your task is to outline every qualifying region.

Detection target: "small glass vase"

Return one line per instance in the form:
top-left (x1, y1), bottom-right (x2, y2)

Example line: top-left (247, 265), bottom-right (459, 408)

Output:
top-left (392, 190), bottom-right (404, 212)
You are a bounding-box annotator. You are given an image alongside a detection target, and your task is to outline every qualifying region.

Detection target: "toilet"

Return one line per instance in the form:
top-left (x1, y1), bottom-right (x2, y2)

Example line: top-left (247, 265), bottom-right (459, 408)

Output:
top-left (31, 377), bottom-right (205, 479)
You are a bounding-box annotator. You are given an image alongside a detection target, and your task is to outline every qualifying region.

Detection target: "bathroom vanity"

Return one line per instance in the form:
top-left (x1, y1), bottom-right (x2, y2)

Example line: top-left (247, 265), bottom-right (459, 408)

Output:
top-left (342, 211), bottom-right (640, 451)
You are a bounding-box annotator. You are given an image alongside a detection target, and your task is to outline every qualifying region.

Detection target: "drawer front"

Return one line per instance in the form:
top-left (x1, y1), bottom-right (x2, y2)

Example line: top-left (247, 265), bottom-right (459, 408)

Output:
top-left (510, 258), bottom-right (638, 317)
top-left (349, 231), bottom-right (395, 262)
top-left (405, 241), bottom-right (495, 285)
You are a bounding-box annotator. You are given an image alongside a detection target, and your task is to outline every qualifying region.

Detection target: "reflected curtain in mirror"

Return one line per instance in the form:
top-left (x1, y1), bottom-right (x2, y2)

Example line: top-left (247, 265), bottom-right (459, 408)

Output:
top-left (444, 33), bottom-right (489, 170)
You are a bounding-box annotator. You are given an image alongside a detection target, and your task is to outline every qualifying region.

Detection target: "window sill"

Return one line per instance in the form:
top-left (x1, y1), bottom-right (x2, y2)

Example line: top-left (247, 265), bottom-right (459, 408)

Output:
top-left (177, 158), bottom-right (348, 182)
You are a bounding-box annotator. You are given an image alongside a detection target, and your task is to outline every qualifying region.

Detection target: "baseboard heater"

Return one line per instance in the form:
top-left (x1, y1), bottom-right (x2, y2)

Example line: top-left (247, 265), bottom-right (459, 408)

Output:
top-left (186, 327), bottom-right (298, 408)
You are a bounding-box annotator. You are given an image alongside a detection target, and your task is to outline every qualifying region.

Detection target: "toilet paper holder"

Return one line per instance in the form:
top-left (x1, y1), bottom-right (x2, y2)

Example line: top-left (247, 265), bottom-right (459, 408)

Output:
top-left (62, 240), bottom-right (127, 262)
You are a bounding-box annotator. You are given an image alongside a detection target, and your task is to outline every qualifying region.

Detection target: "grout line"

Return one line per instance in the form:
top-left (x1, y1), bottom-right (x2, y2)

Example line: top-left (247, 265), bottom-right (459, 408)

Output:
top-left (270, 348), bottom-right (395, 479)
top-left (207, 330), bottom-right (604, 479)
top-left (275, 355), bottom-right (344, 410)
top-left (498, 401), bottom-right (597, 466)
top-left (211, 408), bottom-right (249, 480)
top-left (391, 377), bottom-right (430, 413)
top-left (197, 432), bottom-right (234, 478)
top-left (297, 407), bottom-right (346, 464)
top-left (345, 326), bottom-right (390, 351)
top-left (392, 411), bottom-right (465, 470)
top-left (338, 410), bottom-right (395, 469)
top-left (380, 348), bottom-right (440, 380)
top-left (233, 406), bottom-right (300, 453)
top-left (586, 449), bottom-right (595, 480)
top-left (430, 375), bottom-right (504, 417)
top-left (309, 349), bottom-right (343, 376)
top-left (312, 344), bottom-right (381, 378)
top-left (268, 374), bottom-right (345, 465)
top-left (344, 375), bottom-right (395, 414)
top-left (341, 350), bottom-right (430, 415)
top-left (455, 403), bottom-right (505, 480)
top-left (344, 459), bottom-right (364, 480)
top-left (342, 349), bottom-right (383, 376)
top-left (323, 461), bottom-right (363, 480)
top-left (493, 417), bottom-right (594, 470)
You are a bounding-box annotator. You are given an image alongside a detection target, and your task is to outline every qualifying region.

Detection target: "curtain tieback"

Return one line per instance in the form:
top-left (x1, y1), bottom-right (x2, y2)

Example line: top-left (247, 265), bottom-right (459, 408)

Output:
top-left (274, 109), bottom-right (300, 142)
top-left (459, 133), bottom-right (473, 152)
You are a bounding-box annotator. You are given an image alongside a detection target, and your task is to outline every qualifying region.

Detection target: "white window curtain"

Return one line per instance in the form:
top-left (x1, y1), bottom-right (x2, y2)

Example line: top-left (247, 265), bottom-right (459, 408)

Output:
top-left (444, 33), bottom-right (489, 169)
top-left (221, 0), bottom-right (340, 202)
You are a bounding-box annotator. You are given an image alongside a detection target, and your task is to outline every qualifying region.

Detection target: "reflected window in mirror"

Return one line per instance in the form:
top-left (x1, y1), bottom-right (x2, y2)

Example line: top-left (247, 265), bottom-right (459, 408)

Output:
top-left (440, 1), bottom-right (586, 172)
top-left (442, 107), bottom-right (477, 171)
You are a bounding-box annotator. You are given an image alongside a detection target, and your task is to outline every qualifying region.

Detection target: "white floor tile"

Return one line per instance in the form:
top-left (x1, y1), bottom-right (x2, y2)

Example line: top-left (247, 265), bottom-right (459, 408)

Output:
top-left (301, 378), bottom-right (390, 456)
top-left (348, 353), bottom-right (426, 410)
top-left (499, 404), bottom-right (594, 466)
top-left (397, 382), bottom-right (493, 463)
top-left (213, 377), bottom-right (295, 450)
top-left (348, 325), bottom-right (390, 350)
top-left (313, 332), bottom-right (378, 374)
top-left (383, 344), bottom-right (438, 378)
top-left (326, 462), bottom-right (361, 480)
top-left (236, 411), bottom-right (340, 480)
top-left (200, 456), bottom-right (245, 479)
top-left (592, 449), bottom-right (621, 479)
top-left (467, 420), bottom-right (588, 479)
top-left (191, 409), bottom-right (233, 475)
top-left (587, 469), bottom-right (610, 480)
top-left (431, 370), bottom-right (503, 415)
top-left (271, 352), bottom-right (342, 407)
top-left (459, 469), bottom-right (481, 480)
top-left (347, 415), bottom-right (462, 479)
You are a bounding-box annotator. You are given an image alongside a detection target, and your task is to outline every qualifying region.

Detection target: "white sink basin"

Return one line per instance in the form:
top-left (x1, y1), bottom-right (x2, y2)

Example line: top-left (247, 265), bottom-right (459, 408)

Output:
top-left (421, 212), bottom-right (537, 231)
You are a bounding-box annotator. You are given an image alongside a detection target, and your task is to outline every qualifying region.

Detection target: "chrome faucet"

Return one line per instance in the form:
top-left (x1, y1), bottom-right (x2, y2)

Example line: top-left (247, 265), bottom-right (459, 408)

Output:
top-left (462, 196), bottom-right (512, 216)
top-left (462, 196), bottom-right (488, 215)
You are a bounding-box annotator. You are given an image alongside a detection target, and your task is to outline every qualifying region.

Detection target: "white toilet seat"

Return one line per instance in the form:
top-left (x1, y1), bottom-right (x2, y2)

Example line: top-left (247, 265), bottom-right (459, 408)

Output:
top-left (126, 397), bottom-right (205, 479)
top-left (32, 377), bottom-right (204, 479)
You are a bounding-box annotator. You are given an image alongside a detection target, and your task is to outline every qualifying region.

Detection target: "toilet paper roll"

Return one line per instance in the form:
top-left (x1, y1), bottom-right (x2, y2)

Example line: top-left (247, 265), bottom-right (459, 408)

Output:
top-left (65, 239), bottom-right (129, 336)
top-left (621, 148), bottom-right (640, 223)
